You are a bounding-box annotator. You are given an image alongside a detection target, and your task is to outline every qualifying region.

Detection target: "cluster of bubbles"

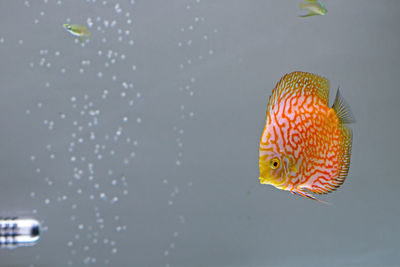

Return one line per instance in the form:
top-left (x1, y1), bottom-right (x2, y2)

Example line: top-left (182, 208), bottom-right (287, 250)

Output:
top-left (163, 1), bottom-right (218, 266)
top-left (23, 0), bottom-right (139, 265)
top-left (0, 0), bottom-right (220, 265)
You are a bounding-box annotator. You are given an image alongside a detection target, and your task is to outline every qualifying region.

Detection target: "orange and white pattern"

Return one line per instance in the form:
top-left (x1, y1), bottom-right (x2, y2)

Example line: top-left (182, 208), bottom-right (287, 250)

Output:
top-left (259, 71), bottom-right (354, 202)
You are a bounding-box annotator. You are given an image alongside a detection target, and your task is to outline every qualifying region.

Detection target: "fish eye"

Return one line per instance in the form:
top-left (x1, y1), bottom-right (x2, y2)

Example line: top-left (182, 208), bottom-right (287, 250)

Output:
top-left (270, 158), bottom-right (280, 169)
top-left (67, 26), bottom-right (72, 30)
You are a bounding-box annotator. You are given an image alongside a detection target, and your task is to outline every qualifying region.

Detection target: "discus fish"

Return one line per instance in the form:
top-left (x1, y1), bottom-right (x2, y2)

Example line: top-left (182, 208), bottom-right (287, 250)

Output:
top-left (63, 24), bottom-right (91, 42)
top-left (259, 71), bottom-right (354, 203)
top-left (299, 0), bottom-right (327, 17)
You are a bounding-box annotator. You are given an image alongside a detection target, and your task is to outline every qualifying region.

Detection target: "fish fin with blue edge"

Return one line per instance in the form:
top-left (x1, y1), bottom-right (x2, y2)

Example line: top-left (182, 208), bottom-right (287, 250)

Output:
top-left (336, 124), bottom-right (353, 192)
top-left (291, 189), bottom-right (331, 205)
top-left (332, 88), bottom-right (354, 194)
top-left (332, 88), bottom-right (356, 124)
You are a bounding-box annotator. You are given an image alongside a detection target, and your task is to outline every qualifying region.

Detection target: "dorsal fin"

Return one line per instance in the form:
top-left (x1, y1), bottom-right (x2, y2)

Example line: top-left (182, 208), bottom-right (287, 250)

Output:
top-left (268, 71), bottom-right (330, 109)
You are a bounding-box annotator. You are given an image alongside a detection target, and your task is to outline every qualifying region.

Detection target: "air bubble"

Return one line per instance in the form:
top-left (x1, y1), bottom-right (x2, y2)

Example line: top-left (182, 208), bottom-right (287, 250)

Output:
top-left (114, 3), bottom-right (122, 13)
top-left (111, 197), bottom-right (118, 204)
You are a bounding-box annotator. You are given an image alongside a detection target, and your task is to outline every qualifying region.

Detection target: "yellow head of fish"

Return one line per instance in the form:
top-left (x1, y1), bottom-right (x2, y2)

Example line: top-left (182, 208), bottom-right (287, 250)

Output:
top-left (259, 149), bottom-right (297, 190)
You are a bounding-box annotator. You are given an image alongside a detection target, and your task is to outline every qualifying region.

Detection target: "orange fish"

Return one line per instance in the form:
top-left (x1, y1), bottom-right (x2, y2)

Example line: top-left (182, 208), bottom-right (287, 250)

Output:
top-left (259, 71), bottom-right (354, 203)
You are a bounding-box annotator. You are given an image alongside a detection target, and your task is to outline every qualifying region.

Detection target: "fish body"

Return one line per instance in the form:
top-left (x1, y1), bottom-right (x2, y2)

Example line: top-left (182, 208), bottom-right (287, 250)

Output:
top-left (259, 71), bottom-right (354, 202)
top-left (63, 24), bottom-right (90, 41)
top-left (299, 0), bottom-right (327, 17)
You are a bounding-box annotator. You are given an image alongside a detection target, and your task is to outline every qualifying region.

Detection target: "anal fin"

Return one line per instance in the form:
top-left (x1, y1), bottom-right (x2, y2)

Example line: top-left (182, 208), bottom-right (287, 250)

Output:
top-left (291, 189), bottom-right (331, 204)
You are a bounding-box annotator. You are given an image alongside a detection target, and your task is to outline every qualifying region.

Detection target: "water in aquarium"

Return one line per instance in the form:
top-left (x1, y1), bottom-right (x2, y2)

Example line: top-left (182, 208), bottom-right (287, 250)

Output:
top-left (0, 0), bottom-right (399, 266)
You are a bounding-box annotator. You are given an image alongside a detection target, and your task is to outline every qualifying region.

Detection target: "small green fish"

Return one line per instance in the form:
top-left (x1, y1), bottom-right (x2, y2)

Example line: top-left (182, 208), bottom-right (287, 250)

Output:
top-left (299, 0), bottom-right (327, 17)
top-left (63, 24), bottom-right (91, 42)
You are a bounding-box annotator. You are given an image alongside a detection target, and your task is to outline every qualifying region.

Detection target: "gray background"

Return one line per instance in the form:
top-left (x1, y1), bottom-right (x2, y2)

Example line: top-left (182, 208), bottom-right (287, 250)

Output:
top-left (0, 0), bottom-right (399, 266)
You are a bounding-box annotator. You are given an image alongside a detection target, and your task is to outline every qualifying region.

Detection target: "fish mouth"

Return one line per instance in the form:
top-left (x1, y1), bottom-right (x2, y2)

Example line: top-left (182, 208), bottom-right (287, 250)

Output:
top-left (258, 176), bottom-right (269, 185)
top-left (259, 174), bottom-right (287, 189)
